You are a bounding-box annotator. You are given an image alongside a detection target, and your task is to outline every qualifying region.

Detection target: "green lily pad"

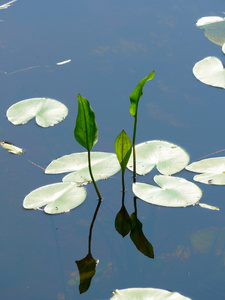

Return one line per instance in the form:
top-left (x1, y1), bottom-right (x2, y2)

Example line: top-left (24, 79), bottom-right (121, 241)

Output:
top-left (6, 98), bottom-right (68, 127)
top-left (23, 182), bottom-right (86, 214)
top-left (193, 56), bottom-right (225, 89)
top-left (110, 287), bottom-right (191, 300)
top-left (133, 175), bottom-right (202, 207)
top-left (186, 157), bottom-right (225, 185)
top-left (45, 152), bottom-right (120, 185)
top-left (196, 16), bottom-right (225, 51)
top-left (127, 140), bottom-right (189, 175)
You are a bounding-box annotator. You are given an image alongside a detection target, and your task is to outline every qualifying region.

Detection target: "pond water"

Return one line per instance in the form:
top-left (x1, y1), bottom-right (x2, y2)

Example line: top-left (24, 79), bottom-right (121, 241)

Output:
top-left (1, 0), bottom-right (225, 299)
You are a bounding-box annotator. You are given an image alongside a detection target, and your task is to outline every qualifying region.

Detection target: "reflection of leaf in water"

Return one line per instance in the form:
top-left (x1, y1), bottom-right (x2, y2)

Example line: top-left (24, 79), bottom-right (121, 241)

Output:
top-left (190, 227), bottom-right (225, 257)
top-left (115, 205), bottom-right (132, 237)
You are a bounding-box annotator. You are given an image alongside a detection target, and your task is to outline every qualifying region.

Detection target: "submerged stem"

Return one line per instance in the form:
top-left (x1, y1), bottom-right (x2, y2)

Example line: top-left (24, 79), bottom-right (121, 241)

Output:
top-left (88, 150), bottom-right (103, 201)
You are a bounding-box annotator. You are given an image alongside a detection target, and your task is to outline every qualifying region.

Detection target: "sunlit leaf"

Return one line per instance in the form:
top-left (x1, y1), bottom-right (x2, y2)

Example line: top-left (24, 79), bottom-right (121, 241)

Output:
top-left (115, 130), bottom-right (132, 175)
top-left (111, 287), bottom-right (191, 300)
top-left (199, 203), bottom-right (220, 211)
top-left (129, 71), bottom-right (155, 117)
top-left (186, 157), bottom-right (225, 185)
top-left (127, 140), bottom-right (189, 175)
top-left (133, 175), bottom-right (202, 207)
top-left (23, 182), bottom-right (86, 214)
top-left (0, 0), bottom-right (17, 10)
top-left (56, 59), bottom-right (71, 65)
top-left (45, 152), bottom-right (120, 185)
top-left (130, 213), bottom-right (154, 258)
top-left (6, 98), bottom-right (68, 127)
top-left (193, 56), bottom-right (225, 89)
top-left (75, 253), bottom-right (99, 294)
top-left (0, 142), bottom-right (24, 154)
top-left (196, 16), bottom-right (225, 51)
top-left (115, 205), bottom-right (132, 237)
top-left (74, 94), bottom-right (98, 151)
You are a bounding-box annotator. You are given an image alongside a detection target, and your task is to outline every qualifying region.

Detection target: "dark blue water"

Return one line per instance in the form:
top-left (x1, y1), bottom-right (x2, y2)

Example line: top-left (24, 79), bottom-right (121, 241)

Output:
top-left (1, 0), bottom-right (225, 299)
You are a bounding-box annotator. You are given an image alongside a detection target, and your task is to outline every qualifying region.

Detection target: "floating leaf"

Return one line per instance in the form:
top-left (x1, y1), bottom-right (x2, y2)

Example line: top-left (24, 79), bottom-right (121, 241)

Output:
top-left (133, 175), bottom-right (202, 207)
top-left (110, 287), bottom-right (191, 300)
top-left (199, 203), bottom-right (220, 211)
top-left (193, 56), bottom-right (225, 89)
top-left (0, 0), bottom-right (17, 10)
top-left (45, 152), bottom-right (120, 185)
top-left (74, 94), bottom-right (98, 151)
top-left (186, 157), bottom-right (225, 185)
top-left (127, 140), bottom-right (189, 176)
top-left (130, 213), bottom-right (154, 258)
top-left (56, 59), bottom-right (71, 65)
top-left (115, 205), bottom-right (132, 237)
top-left (196, 16), bottom-right (225, 51)
top-left (6, 98), bottom-right (68, 127)
top-left (0, 142), bottom-right (24, 154)
top-left (75, 253), bottom-right (99, 294)
top-left (129, 71), bottom-right (155, 117)
top-left (23, 182), bottom-right (86, 214)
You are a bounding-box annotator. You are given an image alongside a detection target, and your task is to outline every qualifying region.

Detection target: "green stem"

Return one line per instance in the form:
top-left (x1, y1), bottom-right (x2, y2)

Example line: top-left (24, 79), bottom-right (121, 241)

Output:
top-left (132, 114), bottom-right (137, 183)
top-left (122, 171), bottom-right (125, 193)
top-left (88, 150), bottom-right (103, 201)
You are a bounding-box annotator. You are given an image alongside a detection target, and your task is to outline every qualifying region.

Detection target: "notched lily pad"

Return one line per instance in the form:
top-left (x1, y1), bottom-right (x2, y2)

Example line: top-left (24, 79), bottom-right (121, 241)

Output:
top-left (186, 157), bottom-right (225, 185)
top-left (133, 175), bottom-right (202, 207)
top-left (45, 152), bottom-right (121, 185)
top-left (127, 140), bottom-right (189, 175)
top-left (6, 97), bottom-right (68, 127)
top-left (23, 182), bottom-right (86, 214)
top-left (193, 56), bottom-right (225, 89)
top-left (111, 287), bottom-right (191, 300)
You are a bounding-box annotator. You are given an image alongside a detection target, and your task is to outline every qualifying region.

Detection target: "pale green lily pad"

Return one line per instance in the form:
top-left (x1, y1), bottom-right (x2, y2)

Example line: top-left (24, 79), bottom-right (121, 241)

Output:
top-left (133, 175), bottom-right (202, 207)
top-left (193, 57), bottom-right (225, 89)
top-left (196, 16), bottom-right (225, 50)
top-left (6, 98), bottom-right (68, 127)
top-left (111, 288), bottom-right (191, 300)
top-left (45, 152), bottom-right (121, 185)
top-left (23, 182), bottom-right (86, 214)
top-left (127, 140), bottom-right (189, 175)
top-left (0, 142), bottom-right (24, 154)
top-left (186, 157), bottom-right (225, 185)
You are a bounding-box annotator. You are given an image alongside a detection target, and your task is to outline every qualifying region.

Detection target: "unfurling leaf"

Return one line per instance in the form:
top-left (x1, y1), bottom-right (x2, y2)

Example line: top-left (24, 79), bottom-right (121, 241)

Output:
top-left (129, 71), bottom-right (155, 117)
top-left (115, 130), bottom-right (132, 175)
top-left (74, 94), bottom-right (98, 151)
top-left (130, 213), bottom-right (154, 258)
top-left (75, 253), bottom-right (99, 294)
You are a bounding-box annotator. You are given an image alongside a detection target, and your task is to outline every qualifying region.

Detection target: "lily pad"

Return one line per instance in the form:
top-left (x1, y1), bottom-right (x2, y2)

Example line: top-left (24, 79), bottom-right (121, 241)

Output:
top-left (127, 140), bottom-right (189, 175)
top-left (111, 288), bottom-right (191, 300)
top-left (133, 175), bottom-right (202, 207)
top-left (6, 98), bottom-right (68, 127)
top-left (196, 16), bottom-right (225, 51)
top-left (186, 157), bottom-right (225, 185)
top-left (45, 152), bottom-right (121, 185)
top-left (193, 56), bottom-right (225, 89)
top-left (23, 182), bottom-right (86, 214)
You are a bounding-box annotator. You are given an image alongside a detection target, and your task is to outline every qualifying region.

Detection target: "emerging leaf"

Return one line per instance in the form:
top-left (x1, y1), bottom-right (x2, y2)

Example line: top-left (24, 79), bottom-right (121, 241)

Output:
top-left (111, 287), bottom-right (191, 300)
top-left (0, 142), bottom-right (24, 155)
top-left (74, 94), bottom-right (98, 151)
top-left (115, 130), bottom-right (132, 175)
top-left (75, 253), bottom-right (99, 294)
top-left (133, 175), bottom-right (202, 207)
top-left (130, 213), bottom-right (154, 258)
top-left (6, 98), bottom-right (68, 127)
top-left (129, 71), bottom-right (155, 117)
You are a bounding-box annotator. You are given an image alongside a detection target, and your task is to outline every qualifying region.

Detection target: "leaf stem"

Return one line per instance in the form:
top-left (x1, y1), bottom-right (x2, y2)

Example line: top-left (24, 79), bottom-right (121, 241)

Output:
top-left (88, 150), bottom-right (103, 201)
top-left (132, 114), bottom-right (137, 183)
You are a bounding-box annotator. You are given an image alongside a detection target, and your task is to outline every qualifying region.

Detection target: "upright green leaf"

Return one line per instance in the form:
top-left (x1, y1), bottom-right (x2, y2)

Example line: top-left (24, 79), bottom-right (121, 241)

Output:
top-left (129, 71), bottom-right (155, 117)
top-left (74, 94), bottom-right (98, 151)
top-left (115, 130), bottom-right (132, 175)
